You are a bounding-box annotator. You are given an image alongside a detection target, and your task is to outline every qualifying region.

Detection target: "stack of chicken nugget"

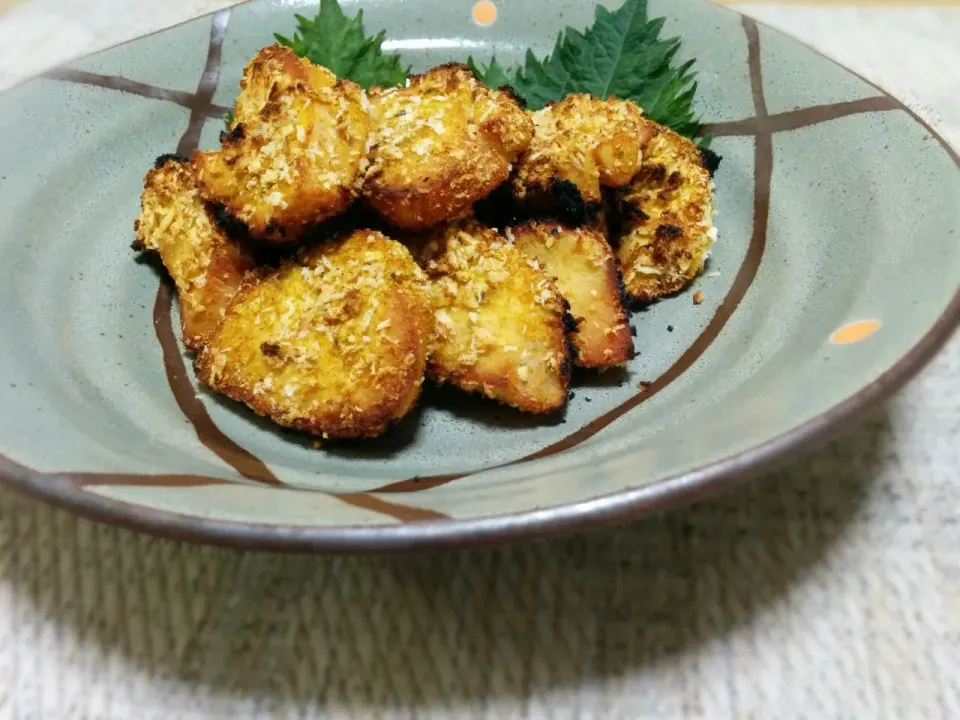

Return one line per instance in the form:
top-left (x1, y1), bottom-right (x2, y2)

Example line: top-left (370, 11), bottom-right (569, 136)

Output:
top-left (133, 45), bottom-right (717, 439)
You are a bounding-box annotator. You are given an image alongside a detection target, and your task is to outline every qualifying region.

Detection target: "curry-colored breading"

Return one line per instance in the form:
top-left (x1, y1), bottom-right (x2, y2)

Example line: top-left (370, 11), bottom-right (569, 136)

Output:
top-left (616, 120), bottom-right (716, 303)
top-left (412, 221), bottom-right (572, 414)
top-left (194, 78), bottom-right (372, 243)
top-left (231, 44), bottom-right (338, 128)
top-left (512, 94), bottom-right (655, 226)
top-left (510, 221), bottom-right (634, 369)
top-left (133, 155), bottom-right (255, 351)
top-left (195, 230), bottom-right (435, 439)
top-left (363, 64), bottom-right (533, 230)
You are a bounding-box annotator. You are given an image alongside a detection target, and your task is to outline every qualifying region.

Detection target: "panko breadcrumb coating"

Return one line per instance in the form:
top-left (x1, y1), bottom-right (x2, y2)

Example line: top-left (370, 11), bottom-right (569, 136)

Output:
top-left (307, 228), bottom-right (437, 344)
top-left (195, 230), bottom-right (435, 439)
top-left (363, 64), bottom-right (533, 229)
top-left (512, 94), bottom-right (655, 226)
top-left (194, 78), bottom-right (372, 243)
top-left (230, 45), bottom-right (337, 129)
top-left (510, 221), bottom-right (634, 369)
top-left (616, 120), bottom-right (716, 303)
top-left (133, 154), bottom-right (255, 351)
top-left (413, 221), bottom-right (572, 414)
top-left (231, 44), bottom-right (338, 128)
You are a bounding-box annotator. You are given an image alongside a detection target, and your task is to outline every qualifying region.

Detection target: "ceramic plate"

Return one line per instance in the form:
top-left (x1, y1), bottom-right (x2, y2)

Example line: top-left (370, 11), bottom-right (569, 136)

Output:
top-left (0, 0), bottom-right (957, 551)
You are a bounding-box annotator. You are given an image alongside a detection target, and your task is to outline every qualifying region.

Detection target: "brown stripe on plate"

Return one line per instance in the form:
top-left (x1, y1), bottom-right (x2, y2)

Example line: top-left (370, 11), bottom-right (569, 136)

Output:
top-left (1, 452), bottom-right (446, 522)
top-left (176, 8), bottom-right (231, 155)
top-left (704, 96), bottom-right (899, 137)
top-left (80, 468), bottom-right (446, 522)
top-left (43, 69), bottom-right (231, 118)
top-left (0, 454), bottom-right (222, 488)
top-left (338, 494), bottom-right (449, 522)
top-left (73, 473), bottom-right (226, 488)
top-left (44, 68), bottom-right (197, 108)
top-left (744, 17), bottom-right (769, 118)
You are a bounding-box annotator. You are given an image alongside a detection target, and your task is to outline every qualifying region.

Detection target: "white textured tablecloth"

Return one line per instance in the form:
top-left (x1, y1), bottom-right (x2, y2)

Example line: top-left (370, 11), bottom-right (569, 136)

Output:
top-left (1, 3), bottom-right (959, 718)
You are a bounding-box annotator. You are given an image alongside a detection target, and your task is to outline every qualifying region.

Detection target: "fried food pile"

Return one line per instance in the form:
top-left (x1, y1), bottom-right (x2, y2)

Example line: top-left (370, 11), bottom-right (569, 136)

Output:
top-left (133, 45), bottom-right (718, 439)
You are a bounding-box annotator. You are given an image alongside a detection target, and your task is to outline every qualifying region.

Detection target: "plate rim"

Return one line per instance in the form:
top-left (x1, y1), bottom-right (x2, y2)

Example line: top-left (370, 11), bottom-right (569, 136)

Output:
top-left (0, 1), bottom-right (958, 552)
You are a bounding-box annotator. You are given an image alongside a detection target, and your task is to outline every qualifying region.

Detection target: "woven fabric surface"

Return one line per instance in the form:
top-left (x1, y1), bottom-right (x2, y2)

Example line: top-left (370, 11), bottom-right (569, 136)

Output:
top-left (1, 4), bottom-right (959, 718)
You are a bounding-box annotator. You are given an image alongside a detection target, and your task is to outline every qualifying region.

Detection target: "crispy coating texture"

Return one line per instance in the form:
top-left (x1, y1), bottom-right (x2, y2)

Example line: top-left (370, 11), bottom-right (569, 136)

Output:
top-left (195, 230), bottom-right (435, 439)
top-left (364, 64), bottom-right (533, 229)
top-left (413, 221), bottom-right (572, 414)
top-left (510, 221), bottom-right (634, 369)
top-left (512, 94), bottom-right (655, 225)
top-left (616, 120), bottom-right (716, 303)
top-left (134, 156), bottom-right (255, 351)
top-left (194, 78), bottom-right (372, 243)
top-left (231, 44), bottom-right (337, 128)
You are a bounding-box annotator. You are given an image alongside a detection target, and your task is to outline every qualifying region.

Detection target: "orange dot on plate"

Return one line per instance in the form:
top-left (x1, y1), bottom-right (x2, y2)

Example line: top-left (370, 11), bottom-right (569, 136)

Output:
top-left (830, 320), bottom-right (881, 345)
top-left (472, 0), bottom-right (497, 26)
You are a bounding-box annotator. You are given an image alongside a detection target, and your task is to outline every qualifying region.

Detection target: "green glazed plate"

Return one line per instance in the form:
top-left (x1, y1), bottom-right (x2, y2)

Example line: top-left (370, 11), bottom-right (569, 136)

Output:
top-left (0, 0), bottom-right (957, 551)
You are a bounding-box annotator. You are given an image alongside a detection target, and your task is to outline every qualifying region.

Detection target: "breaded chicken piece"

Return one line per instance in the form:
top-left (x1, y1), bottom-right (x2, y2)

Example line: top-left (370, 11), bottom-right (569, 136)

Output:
top-left (364, 63), bottom-right (533, 229)
top-left (133, 154), bottom-right (255, 351)
top-left (413, 221), bottom-right (572, 414)
top-left (231, 44), bottom-right (337, 129)
top-left (512, 94), bottom-right (655, 226)
top-left (616, 120), bottom-right (716, 303)
top-left (195, 230), bottom-right (434, 439)
top-left (194, 78), bottom-right (372, 243)
top-left (510, 221), bottom-right (634, 369)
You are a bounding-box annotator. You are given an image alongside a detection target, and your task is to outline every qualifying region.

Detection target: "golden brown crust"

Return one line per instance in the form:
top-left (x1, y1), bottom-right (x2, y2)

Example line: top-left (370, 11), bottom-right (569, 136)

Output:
top-left (195, 230), bottom-right (435, 439)
top-left (411, 221), bottom-right (572, 414)
top-left (510, 221), bottom-right (634, 369)
top-left (616, 119), bottom-right (715, 303)
top-left (194, 78), bottom-right (372, 243)
top-left (363, 64), bottom-right (533, 229)
top-left (134, 156), bottom-right (255, 351)
top-left (512, 94), bottom-right (655, 225)
top-left (231, 44), bottom-right (338, 128)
